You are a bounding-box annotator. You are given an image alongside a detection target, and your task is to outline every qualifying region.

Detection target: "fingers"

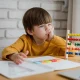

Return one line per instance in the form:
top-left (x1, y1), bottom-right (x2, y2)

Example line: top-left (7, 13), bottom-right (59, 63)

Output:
top-left (25, 50), bottom-right (29, 55)
top-left (16, 51), bottom-right (29, 64)
top-left (46, 32), bottom-right (51, 41)
top-left (46, 29), bottom-right (54, 41)
top-left (18, 55), bottom-right (24, 61)
top-left (19, 52), bottom-right (27, 58)
top-left (19, 50), bottom-right (29, 58)
top-left (25, 50), bottom-right (29, 58)
top-left (15, 59), bottom-right (22, 64)
top-left (15, 54), bottom-right (25, 64)
top-left (10, 50), bottom-right (29, 64)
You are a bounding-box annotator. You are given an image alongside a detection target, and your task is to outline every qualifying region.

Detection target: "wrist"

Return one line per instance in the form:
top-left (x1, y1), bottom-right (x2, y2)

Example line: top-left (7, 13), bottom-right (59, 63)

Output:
top-left (6, 53), bottom-right (15, 60)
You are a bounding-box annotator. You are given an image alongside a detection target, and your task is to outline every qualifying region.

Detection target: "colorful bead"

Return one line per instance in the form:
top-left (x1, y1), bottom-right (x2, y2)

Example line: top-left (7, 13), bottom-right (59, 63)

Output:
top-left (68, 34), bottom-right (71, 36)
top-left (75, 43), bottom-right (80, 46)
top-left (68, 34), bottom-right (80, 36)
top-left (69, 52), bottom-right (73, 54)
top-left (75, 53), bottom-right (78, 55)
top-left (66, 52), bottom-right (73, 54)
top-left (75, 43), bottom-right (77, 46)
top-left (75, 52), bottom-right (80, 55)
top-left (68, 43), bottom-right (71, 45)
top-left (66, 52), bottom-right (69, 54)
top-left (67, 47), bottom-right (70, 50)
top-left (72, 48), bottom-right (74, 50)
top-left (77, 43), bottom-right (80, 46)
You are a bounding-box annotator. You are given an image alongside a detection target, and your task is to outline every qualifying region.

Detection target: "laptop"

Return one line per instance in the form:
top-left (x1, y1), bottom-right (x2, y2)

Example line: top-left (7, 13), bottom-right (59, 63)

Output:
top-left (58, 69), bottom-right (80, 80)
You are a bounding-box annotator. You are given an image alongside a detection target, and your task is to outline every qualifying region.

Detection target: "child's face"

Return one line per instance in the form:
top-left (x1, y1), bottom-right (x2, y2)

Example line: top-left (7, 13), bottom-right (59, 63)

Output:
top-left (31, 23), bottom-right (54, 41)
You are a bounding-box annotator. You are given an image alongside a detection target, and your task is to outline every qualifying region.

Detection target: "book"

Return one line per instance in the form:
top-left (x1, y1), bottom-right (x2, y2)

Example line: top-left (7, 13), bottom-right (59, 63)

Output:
top-left (0, 56), bottom-right (80, 79)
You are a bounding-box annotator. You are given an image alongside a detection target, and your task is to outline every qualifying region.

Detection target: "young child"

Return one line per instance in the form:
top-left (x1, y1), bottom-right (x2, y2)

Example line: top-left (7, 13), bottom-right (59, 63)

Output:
top-left (2, 7), bottom-right (70, 64)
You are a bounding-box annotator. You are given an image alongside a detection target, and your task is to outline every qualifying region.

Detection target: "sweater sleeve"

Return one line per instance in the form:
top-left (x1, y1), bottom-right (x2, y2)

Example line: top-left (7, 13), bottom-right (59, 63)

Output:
top-left (51, 36), bottom-right (76, 56)
top-left (53, 36), bottom-right (66, 49)
top-left (2, 37), bottom-right (24, 59)
top-left (51, 36), bottom-right (66, 56)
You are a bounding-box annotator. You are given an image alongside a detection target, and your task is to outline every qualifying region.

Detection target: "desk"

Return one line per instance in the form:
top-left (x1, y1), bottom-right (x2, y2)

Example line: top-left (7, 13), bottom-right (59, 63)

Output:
top-left (0, 56), bottom-right (80, 80)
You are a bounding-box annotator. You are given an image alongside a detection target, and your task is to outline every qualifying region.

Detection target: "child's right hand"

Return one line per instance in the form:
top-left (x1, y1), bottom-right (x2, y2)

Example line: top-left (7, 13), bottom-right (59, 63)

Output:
top-left (8, 50), bottom-right (29, 64)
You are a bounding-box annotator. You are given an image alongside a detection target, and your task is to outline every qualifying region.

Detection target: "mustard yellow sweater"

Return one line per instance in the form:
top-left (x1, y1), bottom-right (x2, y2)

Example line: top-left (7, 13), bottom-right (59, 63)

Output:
top-left (2, 34), bottom-right (66, 59)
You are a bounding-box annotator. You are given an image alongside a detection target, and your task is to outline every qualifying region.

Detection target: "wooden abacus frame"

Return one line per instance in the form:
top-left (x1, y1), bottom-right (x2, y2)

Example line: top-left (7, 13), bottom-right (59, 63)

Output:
top-left (65, 30), bottom-right (80, 58)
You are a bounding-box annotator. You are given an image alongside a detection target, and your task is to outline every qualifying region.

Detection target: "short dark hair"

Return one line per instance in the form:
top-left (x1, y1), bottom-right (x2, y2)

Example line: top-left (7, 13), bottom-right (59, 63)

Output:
top-left (23, 7), bottom-right (52, 35)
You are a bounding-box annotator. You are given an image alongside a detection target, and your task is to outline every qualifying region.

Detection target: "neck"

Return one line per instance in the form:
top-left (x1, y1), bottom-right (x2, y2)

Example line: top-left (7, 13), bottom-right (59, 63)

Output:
top-left (32, 37), bottom-right (45, 45)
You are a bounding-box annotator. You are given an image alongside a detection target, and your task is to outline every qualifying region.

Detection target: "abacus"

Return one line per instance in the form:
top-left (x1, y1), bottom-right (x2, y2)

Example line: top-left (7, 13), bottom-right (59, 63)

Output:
top-left (65, 30), bottom-right (80, 59)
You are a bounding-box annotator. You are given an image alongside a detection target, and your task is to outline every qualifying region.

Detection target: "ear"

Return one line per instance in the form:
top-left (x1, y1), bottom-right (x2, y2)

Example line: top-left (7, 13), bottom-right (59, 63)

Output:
top-left (26, 28), bottom-right (33, 35)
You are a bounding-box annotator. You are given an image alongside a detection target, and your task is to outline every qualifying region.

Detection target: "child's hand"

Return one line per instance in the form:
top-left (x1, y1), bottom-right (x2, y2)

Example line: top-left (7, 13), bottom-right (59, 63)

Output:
top-left (46, 27), bottom-right (54, 41)
top-left (9, 51), bottom-right (29, 64)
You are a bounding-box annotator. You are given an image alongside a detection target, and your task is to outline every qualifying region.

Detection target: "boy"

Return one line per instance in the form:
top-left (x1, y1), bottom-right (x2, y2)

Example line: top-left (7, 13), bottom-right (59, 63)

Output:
top-left (2, 7), bottom-right (70, 64)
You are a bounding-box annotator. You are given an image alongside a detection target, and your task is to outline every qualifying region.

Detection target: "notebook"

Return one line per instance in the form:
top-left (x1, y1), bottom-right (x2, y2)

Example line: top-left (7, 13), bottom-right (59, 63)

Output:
top-left (58, 69), bottom-right (80, 80)
top-left (0, 56), bottom-right (80, 79)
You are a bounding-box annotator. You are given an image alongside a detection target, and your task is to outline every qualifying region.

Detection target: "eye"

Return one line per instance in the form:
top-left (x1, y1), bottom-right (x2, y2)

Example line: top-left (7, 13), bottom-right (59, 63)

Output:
top-left (39, 24), bottom-right (44, 28)
top-left (48, 23), bottom-right (52, 26)
top-left (39, 25), bottom-right (44, 27)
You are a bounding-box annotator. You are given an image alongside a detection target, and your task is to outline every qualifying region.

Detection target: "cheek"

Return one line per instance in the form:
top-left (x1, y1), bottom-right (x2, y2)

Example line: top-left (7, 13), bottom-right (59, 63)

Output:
top-left (38, 28), bottom-right (45, 33)
top-left (35, 30), bottom-right (46, 37)
top-left (34, 27), bottom-right (46, 35)
top-left (40, 29), bottom-right (46, 35)
top-left (36, 30), bottom-right (45, 35)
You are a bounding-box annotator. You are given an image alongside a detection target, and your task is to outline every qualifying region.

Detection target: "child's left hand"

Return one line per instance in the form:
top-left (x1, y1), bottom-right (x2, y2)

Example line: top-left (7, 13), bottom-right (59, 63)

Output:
top-left (46, 28), bottom-right (54, 41)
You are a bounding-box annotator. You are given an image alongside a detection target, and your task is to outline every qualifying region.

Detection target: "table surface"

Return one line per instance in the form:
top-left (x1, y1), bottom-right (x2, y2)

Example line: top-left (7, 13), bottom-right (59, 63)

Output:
top-left (0, 56), bottom-right (80, 80)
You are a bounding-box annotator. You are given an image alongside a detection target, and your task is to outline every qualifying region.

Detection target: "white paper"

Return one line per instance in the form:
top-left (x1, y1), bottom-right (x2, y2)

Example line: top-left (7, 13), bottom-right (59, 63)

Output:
top-left (44, 60), bottom-right (80, 70)
top-left (0, 56), bottom-right (80, 79)
top-left (26, 56), bottom-right (54, 62)
top-left (0, 61), bottom-right (9, 74)
top-left (26, 56), bottom-right (80, 70)
top-left (0, 60), bottom-right (54, 79)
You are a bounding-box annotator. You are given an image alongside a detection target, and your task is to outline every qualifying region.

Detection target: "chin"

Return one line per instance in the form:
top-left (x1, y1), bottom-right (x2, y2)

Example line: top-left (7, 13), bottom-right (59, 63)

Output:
top-left (40, 38), bottom-right (46, 41)
top-left (39, 36), bottom-right (47, 40)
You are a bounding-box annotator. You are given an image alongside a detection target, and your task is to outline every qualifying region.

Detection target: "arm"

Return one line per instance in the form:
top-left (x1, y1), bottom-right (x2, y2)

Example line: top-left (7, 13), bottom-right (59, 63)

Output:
top-left (7, 51), bottom-right (29, 64)
top-left (2, 37), bottom-right (24, 59)
top-left (52, 36), bottom-right (76, 56)
top-left (57, 38), bottom-right (76, 57)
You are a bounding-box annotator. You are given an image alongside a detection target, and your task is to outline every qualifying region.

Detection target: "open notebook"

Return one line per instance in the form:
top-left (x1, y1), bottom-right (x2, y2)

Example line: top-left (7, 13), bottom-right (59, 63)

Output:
top-left (0, 56), bottom-right (80, 79)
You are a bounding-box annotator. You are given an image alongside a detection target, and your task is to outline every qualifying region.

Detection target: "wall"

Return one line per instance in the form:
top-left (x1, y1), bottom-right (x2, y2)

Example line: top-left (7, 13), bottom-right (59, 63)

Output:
top-left (72, 0), bottom-right (80, 33)
top-left (0, 0), bottom-right (68, 57)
